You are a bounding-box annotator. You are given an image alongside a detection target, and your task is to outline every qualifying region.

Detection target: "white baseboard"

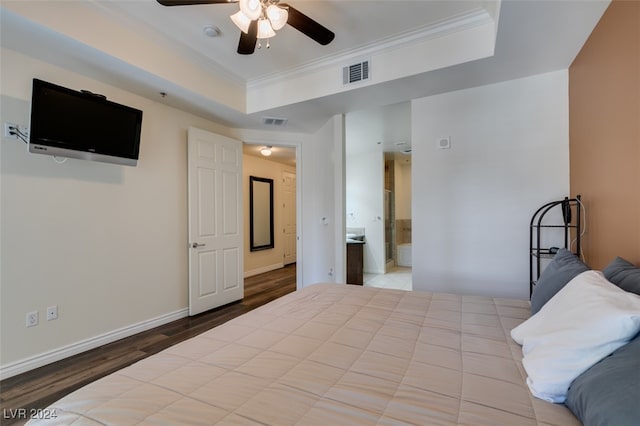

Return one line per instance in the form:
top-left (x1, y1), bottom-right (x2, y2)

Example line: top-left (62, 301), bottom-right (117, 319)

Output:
top-left (244, 262), bottom-right (285, 278)
top-left (0, 308), bottom-right (189, 380)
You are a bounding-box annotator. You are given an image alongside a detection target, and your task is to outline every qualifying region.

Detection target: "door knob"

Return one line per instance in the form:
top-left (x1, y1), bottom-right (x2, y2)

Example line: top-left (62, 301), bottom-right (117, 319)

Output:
top-left (191, 242), bottom-right (206, 248)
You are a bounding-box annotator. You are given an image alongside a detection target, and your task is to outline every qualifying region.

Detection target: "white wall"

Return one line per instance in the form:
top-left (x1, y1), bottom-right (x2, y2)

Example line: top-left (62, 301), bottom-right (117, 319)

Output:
top-left (300, 115), bottom-right (345, 285)
top-left (346, 152), bottom-right (385, 274)
top-left (411, 70), bottom-right (570, 299)
top-left (0, 48), bottom-right (343, 377)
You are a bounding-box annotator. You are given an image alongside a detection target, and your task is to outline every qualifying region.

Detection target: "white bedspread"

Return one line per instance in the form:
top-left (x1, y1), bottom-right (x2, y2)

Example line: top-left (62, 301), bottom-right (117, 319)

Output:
top-left (28, 284), bottom-right (579, 425)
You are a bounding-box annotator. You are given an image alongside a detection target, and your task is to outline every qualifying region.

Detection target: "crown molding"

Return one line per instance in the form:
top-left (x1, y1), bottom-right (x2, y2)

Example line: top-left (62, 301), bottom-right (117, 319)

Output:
top-left (248, 7), bottom-right (494, 90)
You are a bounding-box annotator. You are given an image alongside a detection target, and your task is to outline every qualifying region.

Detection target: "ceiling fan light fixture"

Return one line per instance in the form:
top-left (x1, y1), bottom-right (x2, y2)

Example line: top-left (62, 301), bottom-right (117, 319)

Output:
top-left (158, 0), bottom-right (335, 56)
top-left (266, 4), bottom-right (288, 31)
top-left (239, 0), bottom-right (261, 21)
top-left (230, 10), bottom-right (252, 33)
top-left (257, 18), bottom-right (276, 39)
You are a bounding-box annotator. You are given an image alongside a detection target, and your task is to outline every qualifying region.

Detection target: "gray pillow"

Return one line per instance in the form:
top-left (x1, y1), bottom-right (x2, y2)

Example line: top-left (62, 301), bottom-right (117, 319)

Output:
top-left (603, 257), bottom-right (640, 295)
top-left (530, 248), bottom-right (589, 314)
top-left (565, 333), bottom-right (640, 426)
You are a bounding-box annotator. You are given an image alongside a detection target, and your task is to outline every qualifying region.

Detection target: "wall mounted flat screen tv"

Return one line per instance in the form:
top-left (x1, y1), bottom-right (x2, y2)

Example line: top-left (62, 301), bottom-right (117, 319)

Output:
top-left (29, 79), bottom-right (143, 166)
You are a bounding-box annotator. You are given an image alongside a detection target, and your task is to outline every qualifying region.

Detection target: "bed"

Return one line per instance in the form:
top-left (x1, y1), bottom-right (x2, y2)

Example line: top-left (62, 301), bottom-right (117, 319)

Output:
top-left (28, 283), bottom-right (581, 425)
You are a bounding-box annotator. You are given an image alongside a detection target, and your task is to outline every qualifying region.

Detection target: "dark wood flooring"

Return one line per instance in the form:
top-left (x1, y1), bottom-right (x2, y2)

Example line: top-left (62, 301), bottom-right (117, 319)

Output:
top-left (0, 264), bottom-right (296, 425)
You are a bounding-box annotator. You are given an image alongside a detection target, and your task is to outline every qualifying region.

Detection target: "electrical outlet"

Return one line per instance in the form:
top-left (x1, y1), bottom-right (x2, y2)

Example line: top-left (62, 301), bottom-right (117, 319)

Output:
top-left (47, 305), bottom-right (58, 321)
top-left (4, 122), bottom-right (18, 139)
top-left (3, 122), bottom-right (27, 140)
top-left (26, 311), bottom-right (39, 327)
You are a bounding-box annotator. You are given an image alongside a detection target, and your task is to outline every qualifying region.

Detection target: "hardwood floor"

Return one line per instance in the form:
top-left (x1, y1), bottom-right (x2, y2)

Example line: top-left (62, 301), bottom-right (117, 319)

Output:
top-left (0, 264), bottom-right (296, 425)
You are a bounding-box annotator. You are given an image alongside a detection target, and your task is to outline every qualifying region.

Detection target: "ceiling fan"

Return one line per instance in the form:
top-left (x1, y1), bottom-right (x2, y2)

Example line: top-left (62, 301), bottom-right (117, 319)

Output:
top-left (157, 0), bottom-right (335, 55)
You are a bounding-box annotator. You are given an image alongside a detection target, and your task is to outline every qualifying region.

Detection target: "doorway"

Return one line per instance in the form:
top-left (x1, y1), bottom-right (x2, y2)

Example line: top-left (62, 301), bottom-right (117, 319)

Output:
top-left (375, 152), bottom-right (412, 290)
top-left (242, 142), bottom-right (298, 288)
top-left (345, 102), bottom-right (412, 291)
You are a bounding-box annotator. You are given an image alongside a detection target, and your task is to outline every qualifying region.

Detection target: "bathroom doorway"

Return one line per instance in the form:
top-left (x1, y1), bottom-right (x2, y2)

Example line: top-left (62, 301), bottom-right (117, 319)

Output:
top-left (345, 102), bottom-right (412, 291)
top-left (378, 152), bottom-right (412, 289)
top-left (361, 152), bottom-right (412, 291)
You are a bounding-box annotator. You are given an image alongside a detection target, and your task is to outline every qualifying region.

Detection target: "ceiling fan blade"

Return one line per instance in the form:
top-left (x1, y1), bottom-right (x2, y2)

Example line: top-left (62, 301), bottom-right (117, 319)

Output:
top-left (280, 3), bottom-right (334, 46)
top-left (237, 20), bottom-right (258, 55)
top-left (157, 0), bottom-right (236, 6)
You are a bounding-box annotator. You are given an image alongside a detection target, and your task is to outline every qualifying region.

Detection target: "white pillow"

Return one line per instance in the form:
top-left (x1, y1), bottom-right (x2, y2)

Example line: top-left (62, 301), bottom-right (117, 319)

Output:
top-left (511, 270), bottom-right (640, 403)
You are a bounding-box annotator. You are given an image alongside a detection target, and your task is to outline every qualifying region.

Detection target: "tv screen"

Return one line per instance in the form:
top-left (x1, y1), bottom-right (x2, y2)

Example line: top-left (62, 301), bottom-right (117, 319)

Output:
top-left (29, 79), bottom-right (143, 166)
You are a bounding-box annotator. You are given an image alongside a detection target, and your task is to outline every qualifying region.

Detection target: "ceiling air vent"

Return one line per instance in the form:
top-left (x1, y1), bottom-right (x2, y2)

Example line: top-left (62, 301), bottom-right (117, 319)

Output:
top-left (343, 60), bottom-right (370, 85)
top-left (262, 117), bottom-right (288, 127)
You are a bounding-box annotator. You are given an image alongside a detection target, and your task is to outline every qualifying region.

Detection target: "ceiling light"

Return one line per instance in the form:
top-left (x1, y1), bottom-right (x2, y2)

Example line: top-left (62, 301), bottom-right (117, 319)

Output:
top-left (231, 0), bottom-right (290, 47)
top-left (230, 11), bottom-right (252, 34)
top-left (239, 0), bottom-right (261, 21)
top-left (261, 146), bottom-right (272, 156)
top-left (266, 4), bottom-right (288, 31)
top-left (202, 25), bottom-right (220, 38)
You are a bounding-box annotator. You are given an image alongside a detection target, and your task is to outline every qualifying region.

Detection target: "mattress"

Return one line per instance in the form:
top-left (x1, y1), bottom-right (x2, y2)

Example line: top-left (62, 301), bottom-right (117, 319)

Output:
top-left (28, 284), bottom-right (579, 425)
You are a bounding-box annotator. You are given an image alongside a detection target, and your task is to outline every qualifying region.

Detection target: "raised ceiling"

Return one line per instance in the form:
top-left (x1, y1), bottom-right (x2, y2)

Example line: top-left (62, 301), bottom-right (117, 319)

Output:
top-left (1, 1), bottom-right (609, 133)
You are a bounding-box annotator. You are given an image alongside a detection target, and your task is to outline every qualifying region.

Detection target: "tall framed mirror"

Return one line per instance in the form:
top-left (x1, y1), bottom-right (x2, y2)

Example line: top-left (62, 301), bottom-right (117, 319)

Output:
top-left (249, 176), bottom-right (274, 251)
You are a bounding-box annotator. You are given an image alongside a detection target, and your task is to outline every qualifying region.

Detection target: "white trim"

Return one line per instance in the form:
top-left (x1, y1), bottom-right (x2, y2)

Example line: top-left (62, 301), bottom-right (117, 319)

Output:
top-left (333, 115), bottom-right (346, 283)
top-left (244, 262), bottom-right (285, 278)
top-left (293, 139), bottom-right (303, 290)
top-left (0, 308), bottom-right (189, 380)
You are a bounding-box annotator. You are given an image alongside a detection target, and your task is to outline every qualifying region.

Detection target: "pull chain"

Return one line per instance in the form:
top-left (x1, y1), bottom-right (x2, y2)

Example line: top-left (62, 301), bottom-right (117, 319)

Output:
top-left (257, 38), bottom-right (271, 49)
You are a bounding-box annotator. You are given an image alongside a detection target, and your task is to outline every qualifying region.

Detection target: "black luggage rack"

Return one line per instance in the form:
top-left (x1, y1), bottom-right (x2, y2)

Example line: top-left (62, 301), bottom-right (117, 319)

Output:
top-left (529, 195), bottom-right (582, 297)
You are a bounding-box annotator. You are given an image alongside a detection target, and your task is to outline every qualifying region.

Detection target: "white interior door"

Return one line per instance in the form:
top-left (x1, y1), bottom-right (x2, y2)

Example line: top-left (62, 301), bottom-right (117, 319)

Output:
top-left (188, 127), bottom-right (243, 316)
top-left (282, 170), bottom-right (297, 265)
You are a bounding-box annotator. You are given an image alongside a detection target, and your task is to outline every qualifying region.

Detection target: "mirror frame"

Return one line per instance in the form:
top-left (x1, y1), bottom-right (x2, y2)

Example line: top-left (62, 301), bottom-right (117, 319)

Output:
top-left (249, 176), bottom-right (275, 252)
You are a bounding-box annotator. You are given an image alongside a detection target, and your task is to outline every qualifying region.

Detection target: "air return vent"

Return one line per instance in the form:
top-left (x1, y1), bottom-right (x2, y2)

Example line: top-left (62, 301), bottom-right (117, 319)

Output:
top-left (343, 60), bottom-right (370, 85)
top-left (262, 117), bottom-right (288, 127)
